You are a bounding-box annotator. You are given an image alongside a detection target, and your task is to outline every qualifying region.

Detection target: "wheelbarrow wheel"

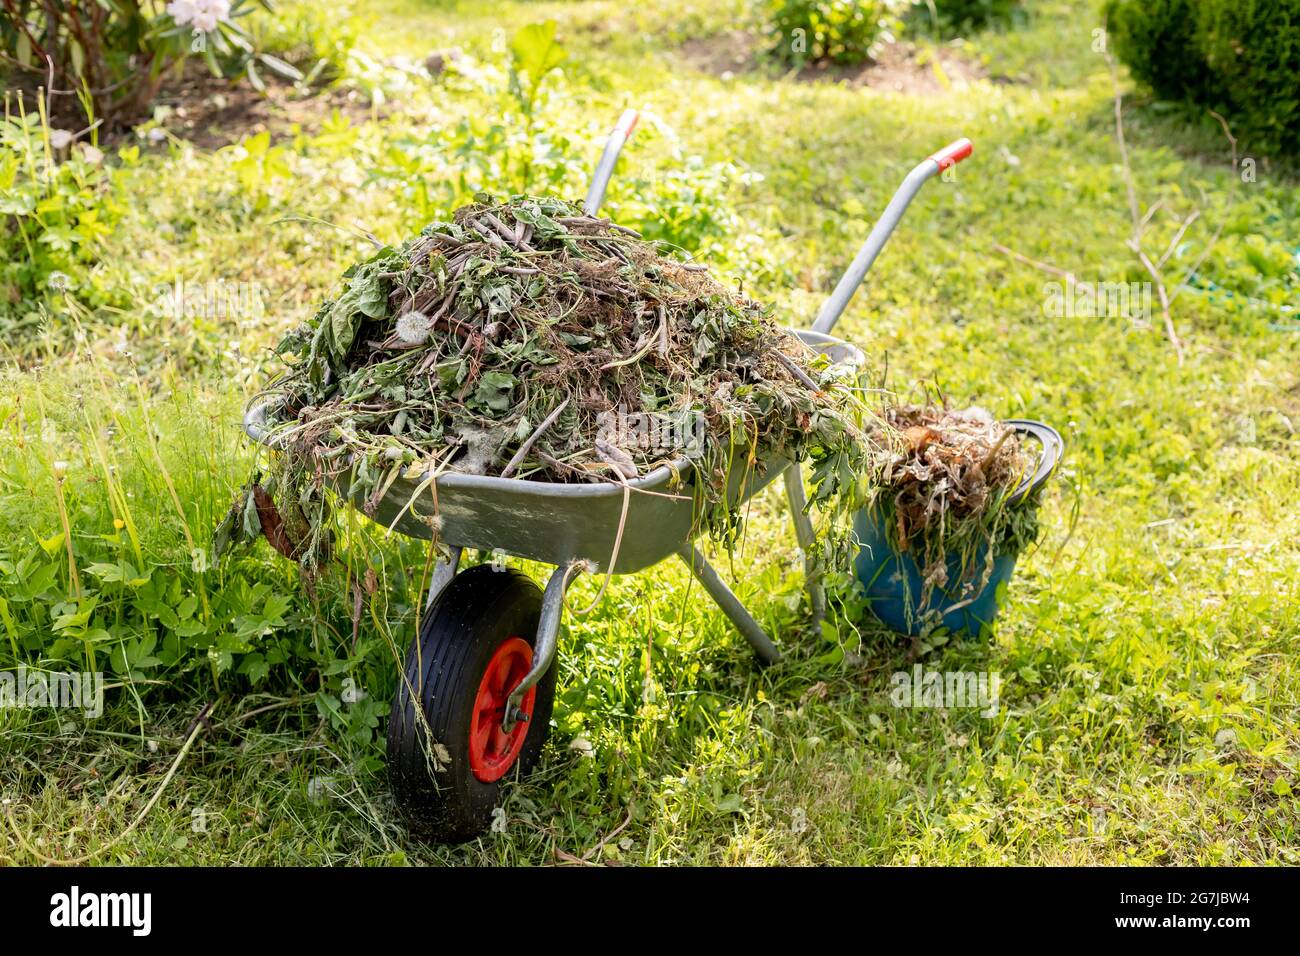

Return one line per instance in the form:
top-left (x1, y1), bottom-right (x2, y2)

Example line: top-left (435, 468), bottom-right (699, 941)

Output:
top-left (387, 565), bottom-right (557, 842)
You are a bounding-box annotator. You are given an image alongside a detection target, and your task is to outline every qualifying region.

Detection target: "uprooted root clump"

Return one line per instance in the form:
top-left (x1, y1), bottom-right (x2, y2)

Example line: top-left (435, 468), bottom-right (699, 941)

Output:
top-left (217, 194), bottom-right (875, 574)
top-left (868, 402), bottom-right (1042, 618)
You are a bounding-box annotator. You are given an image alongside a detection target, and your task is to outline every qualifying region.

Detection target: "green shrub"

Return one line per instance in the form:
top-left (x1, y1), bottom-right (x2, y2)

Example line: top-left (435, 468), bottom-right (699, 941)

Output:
top-left (1105, 1), bottom-right (1216, 104)
top-left (909, 0), bottom-right (1024, 33)
top-left (240, 0), bottom-right (363, 90)
top-left (761, 0), bottom-right (907, 67)
top-left (1105, 0), bottom-right (1300, 155)
top-left (0, 1), bottom-right (300, 129)
top-left (1196, 0), bottom-right (1300, 154)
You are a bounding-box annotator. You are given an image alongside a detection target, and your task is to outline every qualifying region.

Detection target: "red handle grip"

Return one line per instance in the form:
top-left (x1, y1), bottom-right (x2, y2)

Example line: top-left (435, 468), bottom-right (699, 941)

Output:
top-left (613, 108), bottom-right (639, 141)
top-left (929, 137), bottom-right (973, 171)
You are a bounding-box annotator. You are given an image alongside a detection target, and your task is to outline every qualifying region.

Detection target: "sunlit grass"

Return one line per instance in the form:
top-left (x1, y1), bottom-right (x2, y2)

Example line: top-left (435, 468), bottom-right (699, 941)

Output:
top-left (1, 0), bottom-right (1297, 865)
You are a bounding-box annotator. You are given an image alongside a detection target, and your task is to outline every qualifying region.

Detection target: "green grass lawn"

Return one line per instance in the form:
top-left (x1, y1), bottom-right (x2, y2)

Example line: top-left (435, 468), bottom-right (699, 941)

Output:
top-left (1, 0), bottom-right (1297, 865)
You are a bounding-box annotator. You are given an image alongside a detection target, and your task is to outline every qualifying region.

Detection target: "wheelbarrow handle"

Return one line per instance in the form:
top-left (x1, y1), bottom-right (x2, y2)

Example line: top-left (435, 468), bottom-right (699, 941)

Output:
top-left (930, 137), bottom-right (974, 171)
top-left (1004, 419), bottom-right (1064, 506)
top-left (811, 137), bottom-right (973, 336)
top-left (583, 108), bottom-right (640, 216)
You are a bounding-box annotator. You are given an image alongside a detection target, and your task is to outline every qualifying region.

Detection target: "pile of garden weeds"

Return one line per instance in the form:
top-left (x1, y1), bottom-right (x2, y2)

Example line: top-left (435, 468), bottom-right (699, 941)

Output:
top-left (867, 402), bottom-right (1042, 612)
top-left (218, 194), bottom-right (876, 575)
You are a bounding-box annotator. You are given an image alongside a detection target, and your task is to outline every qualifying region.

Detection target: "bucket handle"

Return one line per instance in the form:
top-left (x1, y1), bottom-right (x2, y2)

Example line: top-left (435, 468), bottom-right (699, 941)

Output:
top-left (1004, 419), bottom-right (1064, 506)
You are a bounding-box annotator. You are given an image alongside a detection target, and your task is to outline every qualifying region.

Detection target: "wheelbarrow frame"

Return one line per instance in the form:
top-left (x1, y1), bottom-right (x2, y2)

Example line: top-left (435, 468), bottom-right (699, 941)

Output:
top-left (242, 110), bottom-right (976, 731)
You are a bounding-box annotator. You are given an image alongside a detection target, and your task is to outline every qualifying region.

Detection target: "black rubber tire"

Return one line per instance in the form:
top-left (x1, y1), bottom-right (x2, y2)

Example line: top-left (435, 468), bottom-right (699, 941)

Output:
top-left (386, 565), bottom-right (557, 842)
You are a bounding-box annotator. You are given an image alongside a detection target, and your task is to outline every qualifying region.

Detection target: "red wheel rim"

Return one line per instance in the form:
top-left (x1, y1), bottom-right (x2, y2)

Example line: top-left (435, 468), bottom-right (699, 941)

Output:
top-left (468, 637), bottom-right (536, 783)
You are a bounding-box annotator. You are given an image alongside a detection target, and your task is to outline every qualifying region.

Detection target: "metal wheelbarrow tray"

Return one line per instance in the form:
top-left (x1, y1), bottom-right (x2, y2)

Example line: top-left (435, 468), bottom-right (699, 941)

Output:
top-left (241, 109), bottom-right (975, 841)
top-left (244, 325), bottom-right (860, 666)
top-left (248, 326), bottom-right (859, 573)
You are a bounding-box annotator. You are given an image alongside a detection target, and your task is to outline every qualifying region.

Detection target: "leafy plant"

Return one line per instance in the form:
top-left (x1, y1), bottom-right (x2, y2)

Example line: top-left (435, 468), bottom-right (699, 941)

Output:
top-left (507, 20), bottom-right (568, 191)
top-left (235, 0), bottom-right (363, 92)
top-left (614, 157), bottom-right (759, 255)
top-left (0, 0), bottom-right (300, 129)
top-left (907, 0), bottom-right (1024, 34)
top-left (759, 0), bottom-right (907, 67)
top-left (0, 101), bottom-right (125, 325)
top-left (219, 130), bottom-right (292, 207)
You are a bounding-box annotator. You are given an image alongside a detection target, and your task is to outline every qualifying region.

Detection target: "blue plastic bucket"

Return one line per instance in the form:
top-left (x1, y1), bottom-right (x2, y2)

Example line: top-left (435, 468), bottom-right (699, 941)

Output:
top-left (853, 419), bottom-right (1063, 637)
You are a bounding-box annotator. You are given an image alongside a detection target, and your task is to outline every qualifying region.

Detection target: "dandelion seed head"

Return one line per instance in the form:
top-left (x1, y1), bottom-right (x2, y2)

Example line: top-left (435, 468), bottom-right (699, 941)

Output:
top-left (395, 310), bottom-right (433, 345)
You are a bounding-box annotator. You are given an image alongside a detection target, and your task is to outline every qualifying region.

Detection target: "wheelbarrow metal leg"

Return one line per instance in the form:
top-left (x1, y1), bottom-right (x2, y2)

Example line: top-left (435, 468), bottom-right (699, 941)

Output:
top-left (425, 546), bottom-right (462, 609)
top-left (783, 466), bottom-right (826, 626)
top-left (502, 562), bottom-right (581, 732)
top-left (676, 544), bottom-right (781, 665)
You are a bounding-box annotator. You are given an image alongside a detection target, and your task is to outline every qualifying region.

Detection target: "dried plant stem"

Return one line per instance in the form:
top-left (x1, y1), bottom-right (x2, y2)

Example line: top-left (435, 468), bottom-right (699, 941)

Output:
top-left (4, 700), bottom-right (216, 865)
top-left (773, 350), bottom-right (822, 394)
top-left (500, 397), bottom-right (570, 478)
top-left (991, 243), bottom-right (1077, 288)
top-left (979, 428), bottom-right (1014, 474)
top-left (1128, 240), bottom-right (1183, 363)
top-left (1107, 51), bottom-right (1185, 364)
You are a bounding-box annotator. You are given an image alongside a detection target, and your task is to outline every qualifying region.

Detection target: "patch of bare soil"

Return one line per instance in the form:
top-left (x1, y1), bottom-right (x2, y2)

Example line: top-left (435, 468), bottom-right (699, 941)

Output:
top-left (149, 68), bottom-right (381, 150)
top-left (3, 63), bottom-right (379, 149)
top-left (678, 31), bottom-right (988, 95)
top-left (678, 30), bottom-right (759, 77)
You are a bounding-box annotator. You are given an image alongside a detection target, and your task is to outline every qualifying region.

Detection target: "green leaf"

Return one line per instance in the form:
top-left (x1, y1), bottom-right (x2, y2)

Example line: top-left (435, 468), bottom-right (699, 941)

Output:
top-left (258, 53), bottom-right (305, 82)
top-left (86, 561), bottom-right (150, 588)
top-left (262, 592), bottom-right (292, 625)
top-left (473, 371), bottom-right (517, 411)
top-left (246, 58), bottom-right (266, 93)
top-left (68, 38), bottom-right (85, 78)
top-left (53, 598), bottom-right (99, 633)
top-left (715, 793), bottom-right (743, 814)
top-left (355, 277), bottom-right (389, 319)
top-left (510, 21), bottom-right (567, 81)
top-left (239, 653), bottom-right (270, 684)
top-left (0, 596), bottom-right (16, 645)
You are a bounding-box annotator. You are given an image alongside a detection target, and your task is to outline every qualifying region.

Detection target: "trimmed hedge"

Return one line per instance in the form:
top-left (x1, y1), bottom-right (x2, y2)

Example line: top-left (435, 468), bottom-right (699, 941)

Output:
top-left (1106, 0), bottom-right (1300, 155)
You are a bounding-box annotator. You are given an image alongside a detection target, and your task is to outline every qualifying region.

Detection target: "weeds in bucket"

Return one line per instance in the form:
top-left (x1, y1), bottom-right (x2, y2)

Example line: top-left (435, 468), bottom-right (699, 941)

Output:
top-left (864, 394), bottom-right (1044, 627)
